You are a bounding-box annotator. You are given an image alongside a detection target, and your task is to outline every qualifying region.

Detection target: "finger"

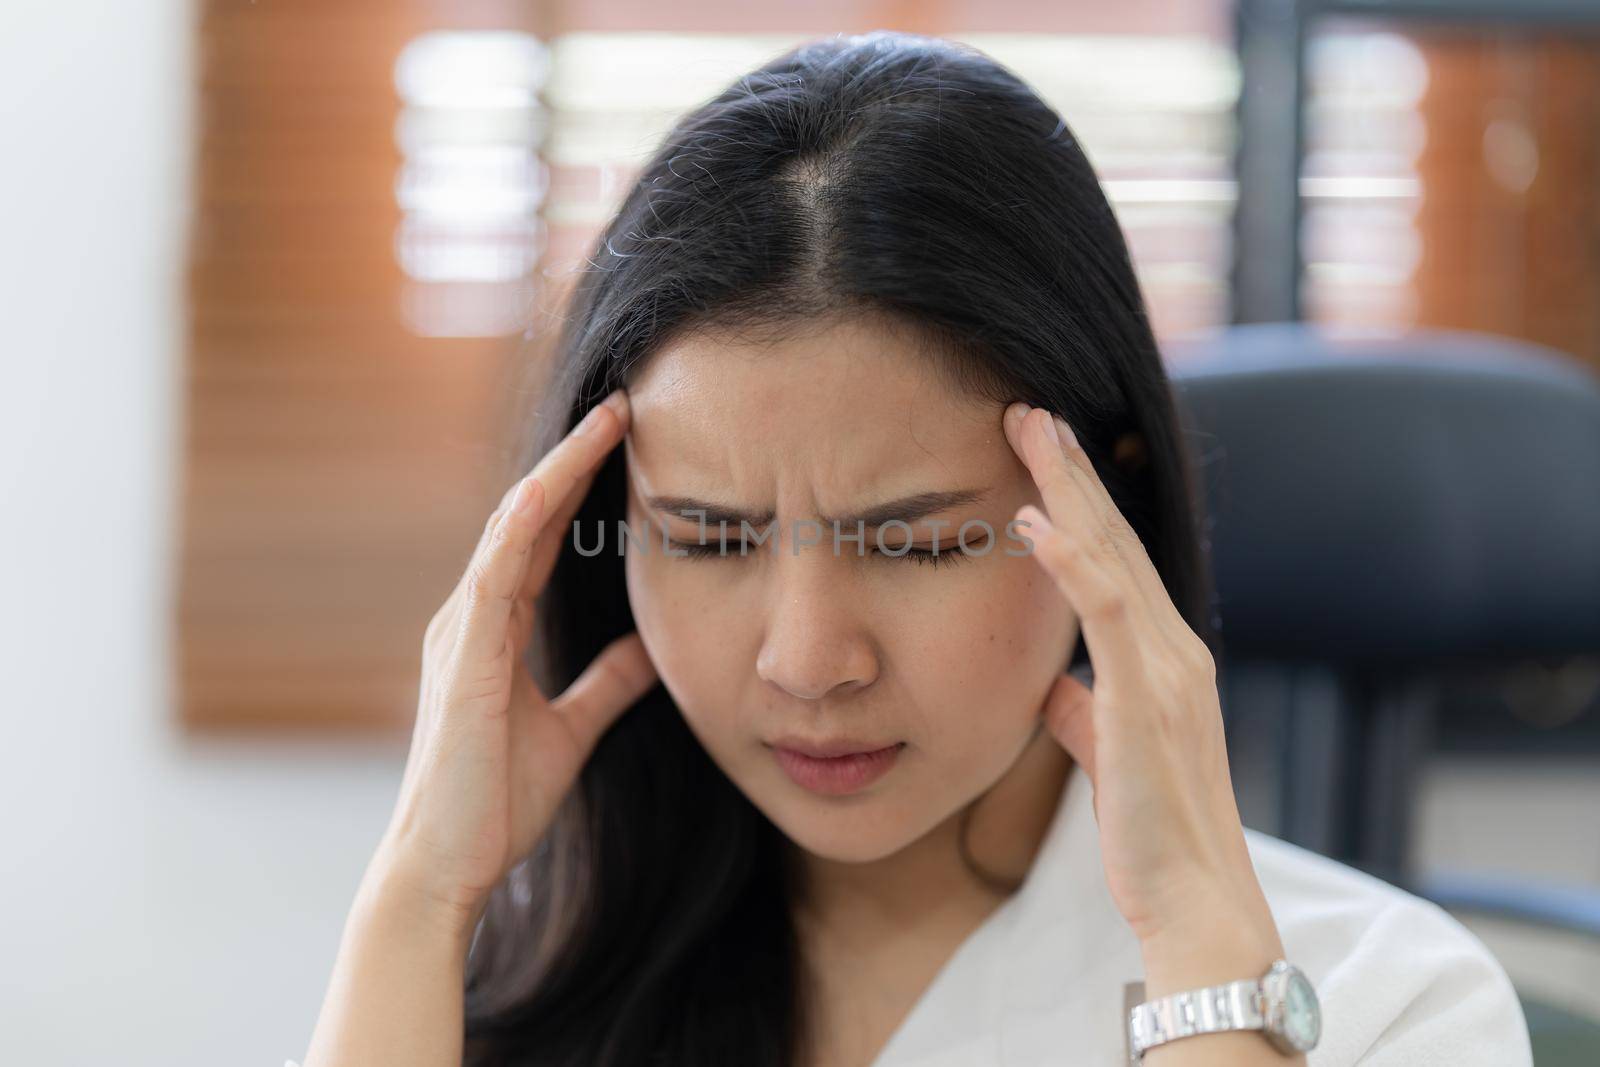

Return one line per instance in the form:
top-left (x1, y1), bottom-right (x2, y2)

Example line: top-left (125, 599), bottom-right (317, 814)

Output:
top-left (1004, 405), bottom-right (1170, 634)
top-left (1005, 404), bottom-right (1157, 637)
top-left (520, 457), bottom-right (602, 603)
top-left (426, 492), bottom-right (519, 680)
top-left (451, 475), bottom-right (547, 689)
top-left (1017, 503), bottom-right (1148, 696)
top-left (430, 473), bottom-right (551, 651)
top-left (497, 387), bottom-right (629, 618)
top-left (503, 461), bottom-right (601, 656)
top-left (1044, 411), bottom-right (1189, 634)
top-left (460, 473), bottom-right (539, 592)
top-left (1042, 668), bottom-right (1097, 783)
top-left (549, 631), bottom-right (659, 754)
top-left (1006, 405), bottom-right (1090, 547)
top-left (507, 588), bottom-right (536, 663)
top-left (524, 388), bottom-right (630, 547)
top-left (453, 389), bottom-right (630, 667)
top-left (454, 390), bottom-right (625, 605)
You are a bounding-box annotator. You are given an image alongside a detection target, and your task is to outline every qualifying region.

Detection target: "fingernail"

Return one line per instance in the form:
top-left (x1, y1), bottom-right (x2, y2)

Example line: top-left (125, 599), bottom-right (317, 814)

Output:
top-left (511, 477), bottom-right (536, 516)
top-left (1052, 415), bottom-right (1078, 451)
top-left (602, 389), bottom-right (628, 415)
top-left (1017, 504), bottom-right (1052, 531)
top-left (1004, 401), bottom-right (1029, 432)
top-left (1040, 410), bottom-right (1061, 447)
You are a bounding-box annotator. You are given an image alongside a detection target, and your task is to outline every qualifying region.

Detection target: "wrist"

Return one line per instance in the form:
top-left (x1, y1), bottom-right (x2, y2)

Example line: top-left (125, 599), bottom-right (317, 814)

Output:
top-left (356, 845), bottom-right (487, 959)
top-left (1137, 893), bottom-right (1284, 1000)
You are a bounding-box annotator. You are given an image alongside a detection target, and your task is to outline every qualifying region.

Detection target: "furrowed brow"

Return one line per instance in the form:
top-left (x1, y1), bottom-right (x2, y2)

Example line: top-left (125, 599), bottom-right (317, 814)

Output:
top-left (646, 496), bottom-right (774, 528)
top-left (645, 488), bottom-right (990, 529)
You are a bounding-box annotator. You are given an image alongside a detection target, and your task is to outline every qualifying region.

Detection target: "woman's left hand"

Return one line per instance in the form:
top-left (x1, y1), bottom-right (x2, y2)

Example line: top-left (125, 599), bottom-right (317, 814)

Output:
top-left (1002, 401), bottom-right (1286, 1004)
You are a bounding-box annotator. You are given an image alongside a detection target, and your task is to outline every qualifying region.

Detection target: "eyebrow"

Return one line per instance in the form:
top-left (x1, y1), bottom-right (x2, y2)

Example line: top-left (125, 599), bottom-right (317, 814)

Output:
top-left (644, 488), bottom-right (991, 530)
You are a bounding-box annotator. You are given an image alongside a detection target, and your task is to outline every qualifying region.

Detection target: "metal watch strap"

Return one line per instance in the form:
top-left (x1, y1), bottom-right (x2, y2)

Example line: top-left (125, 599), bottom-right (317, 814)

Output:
top-left (1127, 974), bottom-right (1268, 1063)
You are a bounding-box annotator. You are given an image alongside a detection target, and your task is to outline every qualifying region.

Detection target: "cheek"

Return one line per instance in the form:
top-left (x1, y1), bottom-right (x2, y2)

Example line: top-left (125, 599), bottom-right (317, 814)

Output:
top-left (625, 545), bottom-right (698, 692)
top-left (623, 543), bottom-right (746, 741)
top-left (899, 554), bottom-right (1074, 748)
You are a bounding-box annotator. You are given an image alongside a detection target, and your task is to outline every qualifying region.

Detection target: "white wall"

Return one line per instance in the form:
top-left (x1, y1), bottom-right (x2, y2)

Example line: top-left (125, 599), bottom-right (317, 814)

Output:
top-left (1, 4), bottom-right (1596, 1065)
top-left (0, 3), bottom-right (408, 1064)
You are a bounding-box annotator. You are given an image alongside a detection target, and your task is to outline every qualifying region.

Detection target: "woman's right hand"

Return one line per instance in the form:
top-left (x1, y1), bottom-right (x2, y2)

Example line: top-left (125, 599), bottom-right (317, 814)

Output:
top-left (366, 387), bottom-right (658, 942)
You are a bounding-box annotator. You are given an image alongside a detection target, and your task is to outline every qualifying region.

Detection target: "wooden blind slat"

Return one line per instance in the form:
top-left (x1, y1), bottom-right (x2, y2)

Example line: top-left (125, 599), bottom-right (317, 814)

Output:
top-left (181, 1), bottom-right (535, 735)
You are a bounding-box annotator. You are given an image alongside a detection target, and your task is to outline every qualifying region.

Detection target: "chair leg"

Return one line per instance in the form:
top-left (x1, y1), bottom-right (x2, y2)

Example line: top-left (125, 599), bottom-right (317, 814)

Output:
top-left (1348, 674), bottom-right (1437, 889)
top-left (1278, 664), bottom-right (1349, 857)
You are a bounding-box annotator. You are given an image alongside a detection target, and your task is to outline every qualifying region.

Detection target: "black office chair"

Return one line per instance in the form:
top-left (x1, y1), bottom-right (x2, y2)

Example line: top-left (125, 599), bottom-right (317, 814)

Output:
top-left (1165, 322), bottom-right (1600, 1063)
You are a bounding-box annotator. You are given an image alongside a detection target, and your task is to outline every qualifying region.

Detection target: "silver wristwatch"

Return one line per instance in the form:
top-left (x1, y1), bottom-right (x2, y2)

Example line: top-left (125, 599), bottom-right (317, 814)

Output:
top-left (1126, 958), bottom-right (1321, 1062)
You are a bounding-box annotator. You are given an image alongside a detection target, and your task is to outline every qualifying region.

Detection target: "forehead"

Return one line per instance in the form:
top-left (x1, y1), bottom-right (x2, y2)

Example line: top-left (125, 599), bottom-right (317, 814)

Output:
top-left (624, 316), bottom-right (1007, 496)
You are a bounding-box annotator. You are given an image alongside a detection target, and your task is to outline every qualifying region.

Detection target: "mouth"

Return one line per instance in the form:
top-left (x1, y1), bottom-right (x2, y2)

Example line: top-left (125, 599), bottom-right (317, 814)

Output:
top-left (767, 739), bottom-right (906, 796)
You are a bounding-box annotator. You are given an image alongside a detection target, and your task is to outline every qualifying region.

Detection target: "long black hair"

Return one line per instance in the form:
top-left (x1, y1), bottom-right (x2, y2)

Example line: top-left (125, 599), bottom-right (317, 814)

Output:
top-left (462, 29), bottom-right (1215, 1066)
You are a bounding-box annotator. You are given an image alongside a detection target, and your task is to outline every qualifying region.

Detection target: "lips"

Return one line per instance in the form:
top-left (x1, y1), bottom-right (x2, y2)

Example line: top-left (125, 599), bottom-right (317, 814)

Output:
top-left (769, 740), bottom-right (906, 796)
top-left (767, 735), bottom-right (901, 759)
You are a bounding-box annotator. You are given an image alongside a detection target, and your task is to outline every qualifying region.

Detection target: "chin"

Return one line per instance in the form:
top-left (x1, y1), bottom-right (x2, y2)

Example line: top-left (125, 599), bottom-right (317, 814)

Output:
top-left (780, 817), bottom-right (914, 865)
top-left (753, 778), bottom-right (924, 864)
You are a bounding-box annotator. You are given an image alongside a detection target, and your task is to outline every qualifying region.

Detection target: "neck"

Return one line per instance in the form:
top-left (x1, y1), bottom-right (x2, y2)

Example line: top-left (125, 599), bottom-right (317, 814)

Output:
top-left (788, 722), bottom-right (1074, 941)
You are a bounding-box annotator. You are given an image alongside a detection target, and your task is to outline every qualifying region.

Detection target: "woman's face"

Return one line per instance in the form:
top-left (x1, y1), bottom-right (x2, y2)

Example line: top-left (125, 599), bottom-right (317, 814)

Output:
top-left (620, 314), bottom-right (1078, 863)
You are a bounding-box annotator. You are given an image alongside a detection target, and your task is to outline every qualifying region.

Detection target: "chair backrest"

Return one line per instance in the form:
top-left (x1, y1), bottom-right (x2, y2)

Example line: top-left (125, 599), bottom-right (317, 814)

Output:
top-left (1167, 323), bottom-right (1600, 668)
top-left (1165, 326), bottom-right (1600, 1056)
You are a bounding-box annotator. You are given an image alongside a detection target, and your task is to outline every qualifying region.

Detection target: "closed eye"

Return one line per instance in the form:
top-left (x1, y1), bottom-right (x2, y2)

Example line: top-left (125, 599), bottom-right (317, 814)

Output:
top-left (893, 546), bottom-right (969, 568)
top-left (665, 540), bottom-right (974, 568)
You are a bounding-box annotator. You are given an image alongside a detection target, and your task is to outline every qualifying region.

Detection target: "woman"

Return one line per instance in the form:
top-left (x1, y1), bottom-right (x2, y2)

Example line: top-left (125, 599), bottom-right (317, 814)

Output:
top-left (295, 30), bottom-right (1532, 1067)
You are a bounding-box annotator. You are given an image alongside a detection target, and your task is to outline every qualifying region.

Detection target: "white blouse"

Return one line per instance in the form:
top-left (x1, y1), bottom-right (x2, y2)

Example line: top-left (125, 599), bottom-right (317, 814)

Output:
top-left (868, 767), bottom-right (1532, 1066)
top-left (287, 766), bottom-right (1533, 1066)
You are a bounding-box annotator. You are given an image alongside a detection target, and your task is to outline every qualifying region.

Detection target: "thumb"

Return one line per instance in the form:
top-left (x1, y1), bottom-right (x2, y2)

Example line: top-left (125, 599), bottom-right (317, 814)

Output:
top-left (1041, 664), bottom-right (1097, 786)
top-left (551, 631), bottom-right (661, 755)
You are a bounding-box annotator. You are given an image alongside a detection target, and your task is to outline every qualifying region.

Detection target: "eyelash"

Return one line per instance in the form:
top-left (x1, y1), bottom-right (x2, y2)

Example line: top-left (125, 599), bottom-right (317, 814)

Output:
top-left (666, 541), bottom-right (972, 569)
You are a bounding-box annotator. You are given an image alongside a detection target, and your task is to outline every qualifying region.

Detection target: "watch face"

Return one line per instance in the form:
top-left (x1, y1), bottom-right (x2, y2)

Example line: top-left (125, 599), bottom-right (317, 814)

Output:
top-left (1282, 969), bottom-right (1322, 1051)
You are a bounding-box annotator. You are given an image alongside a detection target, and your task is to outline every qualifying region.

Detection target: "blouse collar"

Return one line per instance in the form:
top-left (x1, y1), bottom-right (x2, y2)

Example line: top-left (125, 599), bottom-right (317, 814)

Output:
top-left (872, 764), bottom-right (1142, 1065)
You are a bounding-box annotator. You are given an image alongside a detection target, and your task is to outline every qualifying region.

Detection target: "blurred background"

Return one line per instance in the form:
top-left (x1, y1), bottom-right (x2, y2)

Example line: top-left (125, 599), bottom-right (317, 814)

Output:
top-left (2, 0), bottom-right (1598, 1064)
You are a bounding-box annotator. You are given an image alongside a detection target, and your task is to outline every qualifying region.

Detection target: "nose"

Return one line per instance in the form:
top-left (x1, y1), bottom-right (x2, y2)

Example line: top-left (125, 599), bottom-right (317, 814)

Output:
top-left (755, 553), bottom-right (880, 702)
